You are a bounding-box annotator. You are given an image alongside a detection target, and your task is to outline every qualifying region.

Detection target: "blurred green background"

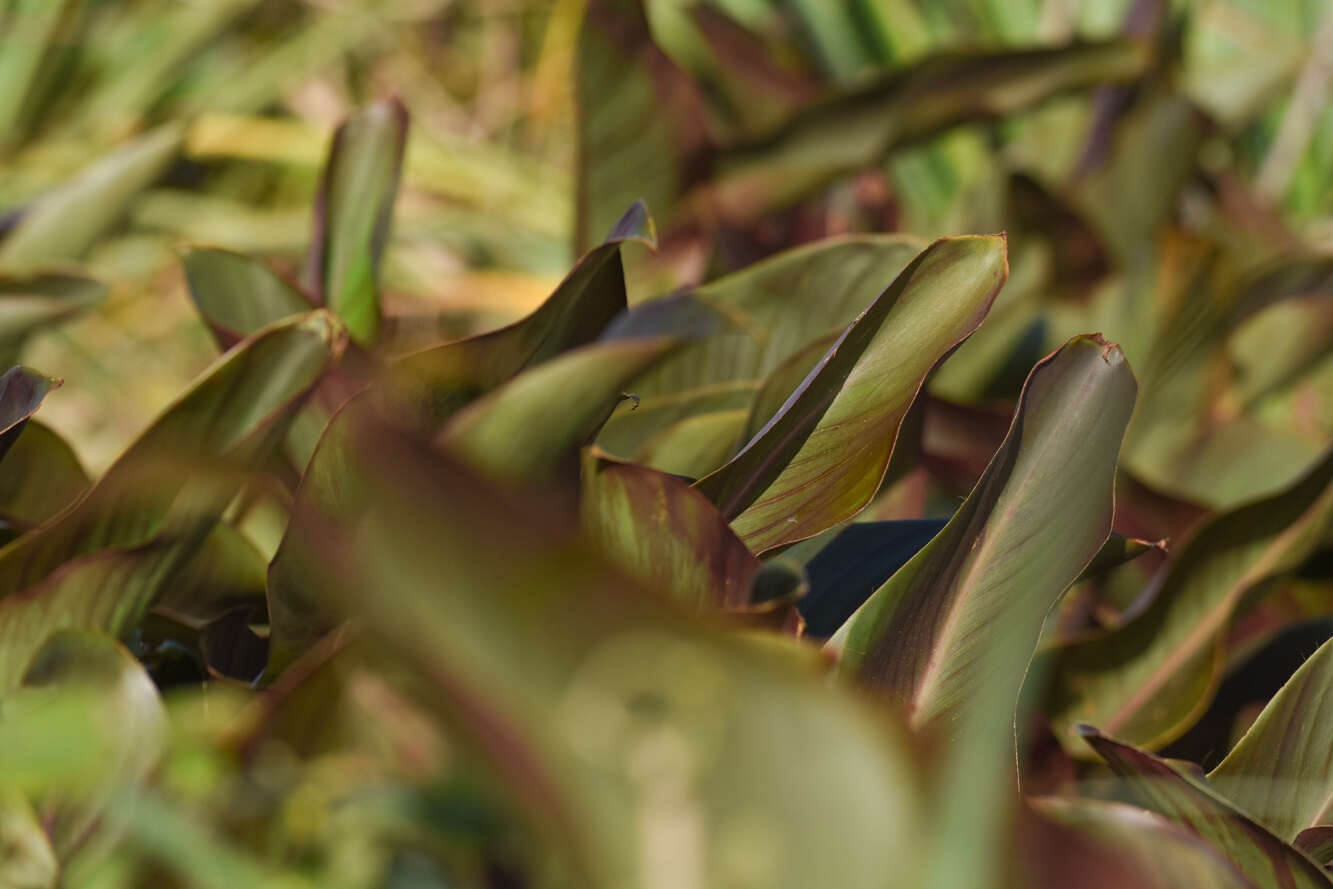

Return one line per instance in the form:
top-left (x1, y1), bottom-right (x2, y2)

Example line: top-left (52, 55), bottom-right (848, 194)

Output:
top-left (6, 0), bottom-right (1333, 473)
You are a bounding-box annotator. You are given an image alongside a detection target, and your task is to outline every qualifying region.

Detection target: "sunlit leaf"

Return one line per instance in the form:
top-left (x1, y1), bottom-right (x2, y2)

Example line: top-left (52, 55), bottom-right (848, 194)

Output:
top-left (695, 235), bottom-right (1007, 553)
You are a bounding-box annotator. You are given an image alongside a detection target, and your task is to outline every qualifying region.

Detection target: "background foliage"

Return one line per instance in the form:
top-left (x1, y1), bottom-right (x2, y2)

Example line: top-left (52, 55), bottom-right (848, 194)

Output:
top-left (2, 0), bottom-right (1333, 887)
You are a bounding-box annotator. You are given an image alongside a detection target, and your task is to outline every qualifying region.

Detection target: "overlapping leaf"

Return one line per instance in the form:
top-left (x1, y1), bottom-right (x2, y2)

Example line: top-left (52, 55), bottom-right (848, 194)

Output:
top-left (1082, 728), bottom-right (1332, 888)
top-left (1049, 445), bottom-right (1333, 752)
top-left (182, 247), bottom-right (313, 349)
top-left (581, 448), bottom-right (760, 610)
top-left (0, 365), bottom-right (59, 462)
top-left (694, 235), bottom-right (1007, 553)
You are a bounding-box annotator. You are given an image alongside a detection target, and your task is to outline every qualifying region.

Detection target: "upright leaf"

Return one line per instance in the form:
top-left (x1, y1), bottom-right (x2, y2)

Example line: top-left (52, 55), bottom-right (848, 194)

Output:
top-left (307, 98), bottom-right (409, 345)
top-left (1049, 445), bottom-right (1333, 752)
top-left (1208, 636), bottom-right (1333, 841)
top-left (576, 0), bottom-right (710, 251)
top-left (581, 448), bottom-right (761, 610)
top-left (182, 247), bottom-right (313, 349)
top-left (388, 202), bottom-right (653, 428)
top-left (695, 235), bottom-right (1007, 553)
top-left (1082, 729), bottom-right (1332, 889)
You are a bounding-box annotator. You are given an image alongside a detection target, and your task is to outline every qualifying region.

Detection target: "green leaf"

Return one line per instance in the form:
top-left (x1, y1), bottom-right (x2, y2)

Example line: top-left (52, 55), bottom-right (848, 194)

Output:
top-left (597, 380), bottom-right (757, 460)
top-left (1208, 636), bottom-right (1333, 842)
top-left (0, 271), bottom-right (105, 366)
top-left (11, 630), bottom-right (165, 862)
top-left (0, 788), bottom-right (57, 889)
top-left (181, 246), bottom-right (313, 349)
top-left (0, 313), bottom-right (343, 673)
top-left (576, 0), bottom-right (710, 250)
top-left (831, 334), bottom-right (1137, 722)
top-left (274, 407), bottom-right (928, 889)
top-left (581, 448), bottom-right (761, 610)
top-left (0, 366), bottom-right (59, 462)
top-left (0, 123), bottom-right (183, 271)
top-left (631, 408), bottom-right (749, 479)
top-left (388, 202), bottom-right (652, 429)
top-left (1048, 445), bottom-right (1333, 752)
top-left (625, 235), bottom-right (923, 403)
top-left (0, 420), bottom-right (88, 531)
top-left (694, 235), bottom-right (1008, 554)
top-left (308, 98), bottom-right (409, 345)
top-left (700, 41), bottom-right (1150, 224)
top-left (1081, 728), bottom-right (1332, 889)
top-left (442, 338), bottom-right (681, 482)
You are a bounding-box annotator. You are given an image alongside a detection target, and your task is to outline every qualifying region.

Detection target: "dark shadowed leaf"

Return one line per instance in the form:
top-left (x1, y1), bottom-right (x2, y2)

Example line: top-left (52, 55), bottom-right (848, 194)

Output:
top-left (1295, 828), bottom-right (1333, 868)
top-left (581, 448), bottom-right (761, 610)
top-left (695, 235), bottom-right (1007, 554)
top-left (1049, 445), bottom-right (1333, 752)
top-left (0, 366), bottom-right (59, 463)
top-left (307, 98), bottom-right (408, 345)
top-left (182, 247), bottom-right (314, 350)
top-left (0, 271), bottom-right (105, 366)
top-left (1081, 728), bottom-right (1332, 888)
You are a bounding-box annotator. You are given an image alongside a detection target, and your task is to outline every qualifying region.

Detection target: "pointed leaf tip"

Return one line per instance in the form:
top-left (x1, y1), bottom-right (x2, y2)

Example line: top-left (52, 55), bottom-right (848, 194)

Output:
top-left (606, 200), bottom-right (657, 248)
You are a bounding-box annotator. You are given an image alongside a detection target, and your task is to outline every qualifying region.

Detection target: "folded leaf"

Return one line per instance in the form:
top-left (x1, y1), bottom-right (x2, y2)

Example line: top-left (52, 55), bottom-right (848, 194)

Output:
top-left (832, 334), bottom-right (1137, 725)
top-left (581, 448), bottom-right (760, 610)
top-left (1081, 728), bottom-right (1332, 888)
top-left (695, 235), bottom-right (1007, 554)
top-left (0, 366), bottom-right (59, 462)
top-left (308, 98), bottom-right (409, 345)
top-left (182, 246), bottom-right (314, 349)
top-left (1049, 445), bottom-right (1333, 752)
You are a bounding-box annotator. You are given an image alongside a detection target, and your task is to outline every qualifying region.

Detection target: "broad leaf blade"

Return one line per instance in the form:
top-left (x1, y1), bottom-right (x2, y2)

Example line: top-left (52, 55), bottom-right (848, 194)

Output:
top-left (182, 247), bottom-right (314, 349)
top-left (581, 448), bottom-right (761, 610)
top-left (832, 334), bottom-right (1137, 726)
top-left (1208, 636), bottom-right (1333, 841)
top-left (1049, 445), bottom-right (1333, 752)
top-left (308, 98), bottom-right (409, 345)
top-left (1082, 729), bottom-right (1333, 889)
top-left (695, 235), bottom-right (1007, 554)
top-left (442, 338), bottom-right (680, 481)
top-left (0, 420), bottom-right (88, 531)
